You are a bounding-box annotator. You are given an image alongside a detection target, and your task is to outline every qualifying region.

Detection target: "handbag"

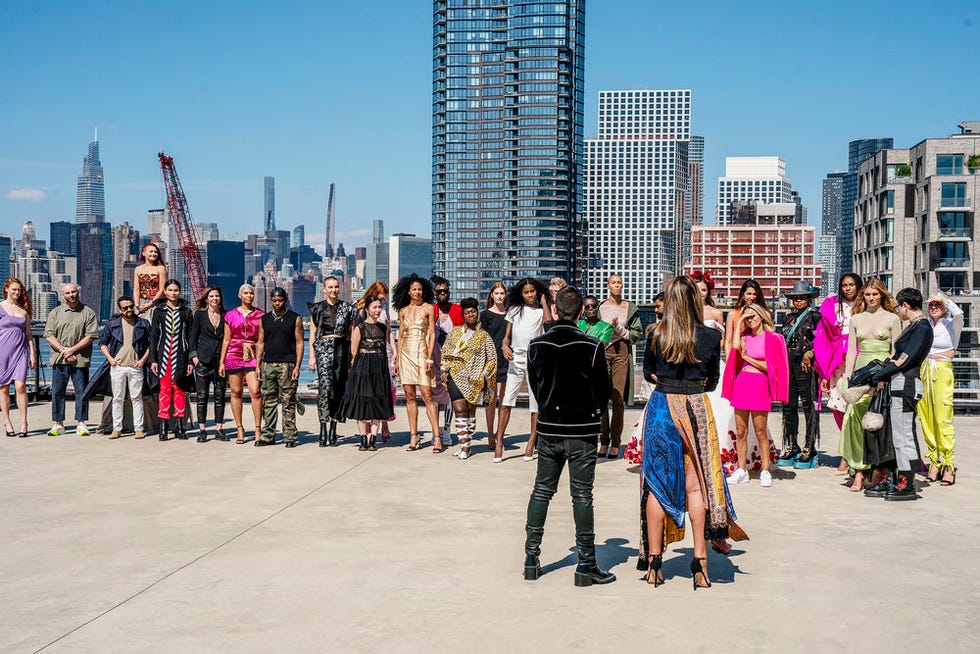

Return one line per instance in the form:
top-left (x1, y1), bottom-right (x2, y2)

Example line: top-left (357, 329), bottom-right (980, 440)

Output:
top-left (862, 388), bottom-right (889, 431)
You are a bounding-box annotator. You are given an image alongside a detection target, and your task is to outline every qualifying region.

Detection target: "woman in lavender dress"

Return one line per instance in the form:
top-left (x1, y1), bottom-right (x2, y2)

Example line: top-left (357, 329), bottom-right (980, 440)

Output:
top-left (0, 278), bottom-right (36, 438)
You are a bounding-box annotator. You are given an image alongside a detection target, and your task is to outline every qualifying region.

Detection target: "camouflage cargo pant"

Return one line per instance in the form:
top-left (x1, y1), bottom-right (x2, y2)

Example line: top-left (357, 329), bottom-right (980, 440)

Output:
top-left (260, 362), bottom-right (298, 442)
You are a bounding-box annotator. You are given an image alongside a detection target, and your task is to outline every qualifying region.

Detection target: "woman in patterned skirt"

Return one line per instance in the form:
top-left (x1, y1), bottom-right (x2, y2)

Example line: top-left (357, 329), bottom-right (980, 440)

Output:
top-left (638, 276), bottom-right (747, 588)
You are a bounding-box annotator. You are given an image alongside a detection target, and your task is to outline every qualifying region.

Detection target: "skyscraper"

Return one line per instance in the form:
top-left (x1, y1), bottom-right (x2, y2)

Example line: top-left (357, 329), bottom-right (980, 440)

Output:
top-left (325, 183), bottom-right (336, 258)
top-left (839, 138), bottom-right (893, 272)
top-left (682, 134), bottom-right (704, 269)
top-left (431, 0), bottom-right (587, 295)
top-left (78, 222), bottom-right (114, 320)
top-left (821, 170), bottom-right (847, 288)
top-left (716, 157), bottom-right (796, 224)
top-left (50, 221), bottom-right (78, 257)
top-left (264, 176), bottom-right (275, 233)
top-left (292, 225), bottom-right (305, 248)
top-left (586, 89), bottom-right (692, 302)
top-left (0, 235), bottom-right (11, 284)
top-left (111, 221), bottom-right (140, 303)
top-left (76, 132), bottom-right (105, 223)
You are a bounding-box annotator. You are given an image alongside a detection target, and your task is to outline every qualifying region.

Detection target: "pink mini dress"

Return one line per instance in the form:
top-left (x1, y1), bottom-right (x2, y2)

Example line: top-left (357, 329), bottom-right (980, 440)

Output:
top-left (224, 307), bottom-right (264, 372)
top-left (729, 333), bottom-right (771, 412)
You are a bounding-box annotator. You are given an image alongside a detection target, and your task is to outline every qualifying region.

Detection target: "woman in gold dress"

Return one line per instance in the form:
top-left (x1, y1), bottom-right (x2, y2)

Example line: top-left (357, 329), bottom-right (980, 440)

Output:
top-left (392, 274), bottom-right (443, 453)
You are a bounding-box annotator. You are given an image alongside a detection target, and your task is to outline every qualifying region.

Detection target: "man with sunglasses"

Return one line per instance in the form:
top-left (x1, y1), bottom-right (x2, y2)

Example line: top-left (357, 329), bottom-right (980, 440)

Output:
top-left (91, 296), bottom-right (152, 439)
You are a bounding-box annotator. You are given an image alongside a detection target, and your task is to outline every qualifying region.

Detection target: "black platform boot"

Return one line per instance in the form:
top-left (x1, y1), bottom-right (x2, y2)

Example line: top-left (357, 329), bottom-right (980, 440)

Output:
top-left (175, 419), bottom-right (187, 440)
top-left (318, 422), bottom-right (328, 448)
top-left (864, 469), bottom-right (894, 498)
top-left (159, 419), bottom-right (169, 441)
top-left (328, 421), bottom-right (339, 447)
top-left (885, 470), bottom-right (918, 501)
top-left (358, 435), bottom-right (368, 451)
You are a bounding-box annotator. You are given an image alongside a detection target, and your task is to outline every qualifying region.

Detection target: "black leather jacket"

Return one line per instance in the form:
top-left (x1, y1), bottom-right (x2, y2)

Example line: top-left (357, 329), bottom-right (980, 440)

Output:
top-left (527, 321), bottom-right (610, 438)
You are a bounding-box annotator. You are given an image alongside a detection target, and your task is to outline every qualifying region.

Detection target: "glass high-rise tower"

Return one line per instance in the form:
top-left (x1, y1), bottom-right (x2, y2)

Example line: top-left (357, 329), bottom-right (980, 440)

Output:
top-left (431, 0), bottom-right (586, 296)
top-left (840, 138), bottom-right (893, 273)
top-left (75, 134), bottom-right (105, 223)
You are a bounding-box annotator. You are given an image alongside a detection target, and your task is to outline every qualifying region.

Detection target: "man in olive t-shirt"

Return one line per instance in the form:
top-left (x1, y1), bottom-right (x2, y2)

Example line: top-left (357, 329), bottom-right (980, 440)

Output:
top-left (43, 283), bottom-right (99, 436)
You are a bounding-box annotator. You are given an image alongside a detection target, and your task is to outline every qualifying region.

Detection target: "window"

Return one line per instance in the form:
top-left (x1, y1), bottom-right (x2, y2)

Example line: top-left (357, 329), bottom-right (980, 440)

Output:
top-left (941, 183), bottom-right (967, 208)
top-left (936, 154), bottom-right (963, 176)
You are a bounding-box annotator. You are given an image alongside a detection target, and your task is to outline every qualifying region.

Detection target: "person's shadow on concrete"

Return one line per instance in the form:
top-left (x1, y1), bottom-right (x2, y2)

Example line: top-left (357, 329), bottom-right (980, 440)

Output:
top-left (659, 546), bottom-right (745, 584)
top-left (540, 537), bottom-right (639, 575)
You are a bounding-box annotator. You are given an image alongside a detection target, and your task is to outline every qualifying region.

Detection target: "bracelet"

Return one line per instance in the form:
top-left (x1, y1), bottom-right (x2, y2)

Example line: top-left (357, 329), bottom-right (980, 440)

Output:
top-left (425, 359), bottom-right (433, 364)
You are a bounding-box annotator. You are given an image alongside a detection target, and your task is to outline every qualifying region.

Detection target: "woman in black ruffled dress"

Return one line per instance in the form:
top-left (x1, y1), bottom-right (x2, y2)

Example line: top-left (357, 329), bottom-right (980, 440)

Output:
top-left (339, 295), bottom-right (393, 451)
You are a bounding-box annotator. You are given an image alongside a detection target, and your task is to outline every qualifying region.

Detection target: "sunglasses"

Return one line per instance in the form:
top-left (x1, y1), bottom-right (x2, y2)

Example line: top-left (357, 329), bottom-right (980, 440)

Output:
top-left (119, 305), bottom-right (134, 311)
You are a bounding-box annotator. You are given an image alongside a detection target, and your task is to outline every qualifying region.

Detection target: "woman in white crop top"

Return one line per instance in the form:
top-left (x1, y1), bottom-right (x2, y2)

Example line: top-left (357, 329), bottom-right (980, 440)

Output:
top-left (919, 293), bottom-right (963, 485)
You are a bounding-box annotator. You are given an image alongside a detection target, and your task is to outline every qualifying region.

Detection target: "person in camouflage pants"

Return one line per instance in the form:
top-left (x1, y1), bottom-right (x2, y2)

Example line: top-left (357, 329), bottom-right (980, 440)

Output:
top-left (255, 288), bottom-right (304, 447)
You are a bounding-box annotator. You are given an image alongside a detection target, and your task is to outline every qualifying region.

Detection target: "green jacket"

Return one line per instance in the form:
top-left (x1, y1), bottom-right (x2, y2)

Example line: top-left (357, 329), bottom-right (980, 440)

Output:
top-left (577, 318), bottom-right (614, 344)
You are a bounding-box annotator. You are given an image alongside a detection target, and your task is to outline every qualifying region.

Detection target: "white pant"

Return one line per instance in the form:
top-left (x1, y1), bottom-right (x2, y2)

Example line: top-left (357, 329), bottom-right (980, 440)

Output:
top-left (502, 352), bottom-right (538, 413)
top-left (110, 366), bottom-right (144, 432)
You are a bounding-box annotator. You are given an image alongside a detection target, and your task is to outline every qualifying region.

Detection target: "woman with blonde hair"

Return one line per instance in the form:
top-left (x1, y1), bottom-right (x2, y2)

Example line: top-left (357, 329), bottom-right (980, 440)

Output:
top-left (0, 278), bottom-right (36, 438)
top-left (722, 302), bottom-right (789, 487)
top-left (839, 278), bottom-right (901, 491)
top-left (638, 276), bottom-right (746, 588)
top-left (920, 293), bottom-right (963, 485)
top-left (219, 283), bottom-right (265, 444)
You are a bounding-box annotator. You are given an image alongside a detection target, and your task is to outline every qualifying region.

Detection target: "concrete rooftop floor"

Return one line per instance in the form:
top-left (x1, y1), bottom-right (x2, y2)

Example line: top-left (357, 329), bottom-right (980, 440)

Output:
top-left (0, 401), bottom-right (976, 653)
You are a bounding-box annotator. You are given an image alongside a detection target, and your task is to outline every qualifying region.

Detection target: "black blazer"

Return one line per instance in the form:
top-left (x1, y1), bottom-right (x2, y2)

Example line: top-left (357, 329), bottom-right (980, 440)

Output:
top-left (188, 308), bottom-right (226, 363)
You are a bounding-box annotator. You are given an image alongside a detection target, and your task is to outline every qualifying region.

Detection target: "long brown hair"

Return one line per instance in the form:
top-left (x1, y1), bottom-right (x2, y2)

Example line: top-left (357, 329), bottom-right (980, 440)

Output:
top-left (485, 282), bottom-right (506, 309)
top-left (358, 281), bottom-right (389, 309)
top-left (852, 278), bottom-right (896, 314)
top-left (2, 278), bottom-right (32, 319)
top-left (194, 285), bottom-right (225, 312)
top-left (652, 276), bottom-right (703, 364)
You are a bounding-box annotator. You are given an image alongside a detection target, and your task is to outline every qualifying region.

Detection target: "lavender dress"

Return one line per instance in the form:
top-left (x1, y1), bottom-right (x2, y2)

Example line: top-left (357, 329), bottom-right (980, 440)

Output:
top-left (0, 304), bottom-right (29, 385)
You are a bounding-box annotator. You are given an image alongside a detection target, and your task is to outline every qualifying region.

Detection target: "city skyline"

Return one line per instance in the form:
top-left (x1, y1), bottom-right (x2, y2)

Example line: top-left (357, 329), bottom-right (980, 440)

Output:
top-left (2, 1), bottom-right (979, 253)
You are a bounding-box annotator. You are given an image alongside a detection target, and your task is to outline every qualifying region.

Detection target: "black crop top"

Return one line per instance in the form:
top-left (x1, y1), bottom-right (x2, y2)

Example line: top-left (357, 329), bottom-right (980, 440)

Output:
top-left (643, 325), bottom-right (722, 392)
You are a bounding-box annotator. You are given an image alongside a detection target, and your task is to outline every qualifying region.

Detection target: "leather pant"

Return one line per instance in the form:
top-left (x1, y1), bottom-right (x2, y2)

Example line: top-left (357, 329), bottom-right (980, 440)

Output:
top-left (525, 435), bottom-right (598, 565)
top-left (194, 355), bottom-right (227, 424)
top-left (782, 355), bottom-right (819, 449)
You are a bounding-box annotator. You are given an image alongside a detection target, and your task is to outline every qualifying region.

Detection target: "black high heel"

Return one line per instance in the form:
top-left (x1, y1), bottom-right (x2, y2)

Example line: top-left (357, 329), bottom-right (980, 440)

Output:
top-left (646, 555), bottom-right (663, 586)
top-left (690, 556), bottom-right (711, 590)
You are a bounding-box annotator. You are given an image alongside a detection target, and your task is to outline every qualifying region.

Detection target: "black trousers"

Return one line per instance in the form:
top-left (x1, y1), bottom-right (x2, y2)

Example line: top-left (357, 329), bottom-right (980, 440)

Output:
top-left (782, 355), bottom-right (819, 448)
top-left (525, 435), bottom-right (598, 565)
top-left (194, 355), bottom-right (227, 425)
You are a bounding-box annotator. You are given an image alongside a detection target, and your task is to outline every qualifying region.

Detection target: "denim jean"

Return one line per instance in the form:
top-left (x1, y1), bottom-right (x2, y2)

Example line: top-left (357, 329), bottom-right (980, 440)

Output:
top-left (51, 364), bottom-right (90, 423)
top-left (525, 434), bottom-right (598, 565)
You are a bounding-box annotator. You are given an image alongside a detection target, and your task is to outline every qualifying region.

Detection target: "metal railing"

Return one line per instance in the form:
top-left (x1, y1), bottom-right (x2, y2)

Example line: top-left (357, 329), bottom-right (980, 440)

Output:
top-left (939, 227), bottom-right (971, 238)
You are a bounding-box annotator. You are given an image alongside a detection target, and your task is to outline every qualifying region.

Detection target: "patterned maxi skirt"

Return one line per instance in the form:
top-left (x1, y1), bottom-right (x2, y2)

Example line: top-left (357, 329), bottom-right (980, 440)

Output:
top-left (639, 390), bottom-right (748, 558)
top-left (313, 337), bottom-right (350, 423)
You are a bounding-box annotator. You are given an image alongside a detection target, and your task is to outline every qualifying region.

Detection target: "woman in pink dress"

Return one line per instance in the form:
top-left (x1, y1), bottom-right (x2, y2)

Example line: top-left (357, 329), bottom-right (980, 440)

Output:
top-left (722, 303), bottom-right (789, 488)
top-left (219, 284), bottom-right (264, 444)
top-left (0, 279), bottom-right (36, 438)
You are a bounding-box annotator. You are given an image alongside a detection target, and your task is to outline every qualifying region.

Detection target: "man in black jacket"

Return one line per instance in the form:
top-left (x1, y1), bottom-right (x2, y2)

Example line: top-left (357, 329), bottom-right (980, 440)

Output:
top-left (870, 287), bottom-right (933, 501)
top-left (524, 286), bottom-right (615, 587)
top-left (778, 281), bottom-right (821, 468)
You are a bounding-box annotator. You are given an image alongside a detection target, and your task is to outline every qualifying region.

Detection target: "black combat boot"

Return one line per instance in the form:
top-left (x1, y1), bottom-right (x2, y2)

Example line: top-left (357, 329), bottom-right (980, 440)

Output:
top-left (318, 422), bottom-right (328, 447)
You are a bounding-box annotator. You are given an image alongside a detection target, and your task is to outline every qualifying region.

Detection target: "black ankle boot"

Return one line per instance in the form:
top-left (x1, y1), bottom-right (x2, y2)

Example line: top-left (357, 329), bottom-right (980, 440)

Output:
top-left (574, 563), bottom-right (616, 587)
top-left (197, 428), bottom-right (207, 443)
top-left (358, 435), bottom-right (367, 451)
top-left (318, 423), bottom-right (328, 447)
top-left (367, 435), bottom-right (377, 451)
top-left (864, 470), bottom-right (894, 498)
top-left (524, 554), bottom-right (541, 581)
top-left (175, 420), bottom-right (187, 440)
top-left (328, 422), bottom-right (338, 447)
top-left (885, 471), bottom-right (918, 501)
top-left (159, 419), bottom-right (169, 441)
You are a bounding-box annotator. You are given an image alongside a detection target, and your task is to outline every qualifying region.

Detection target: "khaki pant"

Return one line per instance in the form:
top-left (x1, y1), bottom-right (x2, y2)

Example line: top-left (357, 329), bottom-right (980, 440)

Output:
top-left (601, 341), bottom-right (629, 449)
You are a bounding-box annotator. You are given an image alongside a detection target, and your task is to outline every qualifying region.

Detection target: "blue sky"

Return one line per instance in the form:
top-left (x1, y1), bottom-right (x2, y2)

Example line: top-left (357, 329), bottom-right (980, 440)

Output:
top-left (2, 0), bottom-right (979, 253)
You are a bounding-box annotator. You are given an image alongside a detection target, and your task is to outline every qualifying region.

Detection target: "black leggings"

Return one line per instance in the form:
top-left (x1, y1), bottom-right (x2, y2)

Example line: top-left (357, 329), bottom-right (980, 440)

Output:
top-left (194, 355), bottom-right (227, 424)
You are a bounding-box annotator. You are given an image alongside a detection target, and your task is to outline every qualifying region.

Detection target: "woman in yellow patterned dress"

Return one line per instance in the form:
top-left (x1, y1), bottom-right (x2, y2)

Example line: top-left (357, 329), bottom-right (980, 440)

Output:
top-left (441, 298), bottom-right (497, 460)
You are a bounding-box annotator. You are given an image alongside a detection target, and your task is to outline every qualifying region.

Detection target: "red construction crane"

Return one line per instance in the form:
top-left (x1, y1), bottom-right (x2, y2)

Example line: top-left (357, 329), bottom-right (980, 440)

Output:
top-left (158, 151), bottom-right (207, 299)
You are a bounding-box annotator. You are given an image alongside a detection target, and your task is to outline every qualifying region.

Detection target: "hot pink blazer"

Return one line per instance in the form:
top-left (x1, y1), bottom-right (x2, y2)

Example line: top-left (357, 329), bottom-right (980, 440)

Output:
top-left (722, 331), bottom-right (789, 404)
top-left (813, 295), bottom-right (847, 383)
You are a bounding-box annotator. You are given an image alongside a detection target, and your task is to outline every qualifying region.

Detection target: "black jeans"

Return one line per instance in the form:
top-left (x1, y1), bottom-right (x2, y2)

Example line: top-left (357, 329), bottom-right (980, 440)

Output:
top-left (525, 435), bottom-right (598, 565)
top-left (194, 355), bottom-right (227, 425)
top-left (782, 355), bottom-right (819, 448)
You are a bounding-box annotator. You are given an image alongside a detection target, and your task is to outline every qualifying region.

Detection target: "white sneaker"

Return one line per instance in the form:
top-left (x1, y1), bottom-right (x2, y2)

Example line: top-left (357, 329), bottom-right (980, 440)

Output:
top-left (76, 422), bottom-right (91, 436)
top-left (726, 468), bottom-right (749, 484)
top-left (760, 470), bottom-right (773, 487)
top-left (47, 424), bottom-right (64, 437)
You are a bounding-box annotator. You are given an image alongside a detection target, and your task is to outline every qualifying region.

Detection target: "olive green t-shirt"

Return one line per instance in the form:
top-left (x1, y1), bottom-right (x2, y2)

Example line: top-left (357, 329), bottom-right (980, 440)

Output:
top-left (44, 303), bottom-right (99, 367)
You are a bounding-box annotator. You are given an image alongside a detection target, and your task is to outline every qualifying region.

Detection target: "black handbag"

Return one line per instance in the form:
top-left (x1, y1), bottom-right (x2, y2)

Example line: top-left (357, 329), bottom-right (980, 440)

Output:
top-left (848, 359), bottom-right (884, 387)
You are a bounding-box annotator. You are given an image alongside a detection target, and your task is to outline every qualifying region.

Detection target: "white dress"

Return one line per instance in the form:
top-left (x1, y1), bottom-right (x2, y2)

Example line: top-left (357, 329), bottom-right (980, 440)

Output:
top-left (702, 319), bottom-right (775, 476)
